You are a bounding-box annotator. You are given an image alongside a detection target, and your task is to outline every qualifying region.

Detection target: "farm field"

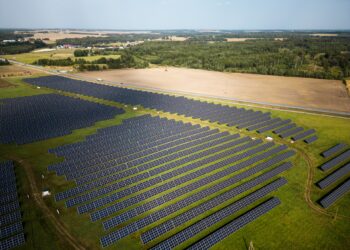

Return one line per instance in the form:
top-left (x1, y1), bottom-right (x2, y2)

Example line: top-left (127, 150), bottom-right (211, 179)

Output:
top-left (0, 74), bottom-right (349, 250)
top-left (75, 67), bottom-right (350, 113)
top-left (0, 64), bottom-right (42, 77)
top-left (2, 49), bottom-right (120, 65)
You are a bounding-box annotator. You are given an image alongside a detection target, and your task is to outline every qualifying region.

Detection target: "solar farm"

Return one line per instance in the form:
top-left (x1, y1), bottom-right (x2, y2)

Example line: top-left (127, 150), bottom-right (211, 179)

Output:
top-left (0, 74), bottom-right (349, 250)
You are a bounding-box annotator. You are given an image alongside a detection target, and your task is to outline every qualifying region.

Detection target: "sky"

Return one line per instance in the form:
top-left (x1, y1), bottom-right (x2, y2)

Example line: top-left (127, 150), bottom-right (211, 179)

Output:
top-left (0, 0), bottom-right (349, 30)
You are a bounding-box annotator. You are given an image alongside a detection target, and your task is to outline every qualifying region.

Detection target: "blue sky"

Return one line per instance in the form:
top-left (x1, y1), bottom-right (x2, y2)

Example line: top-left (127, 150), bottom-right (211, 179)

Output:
top-left (0, 0), bottom-right (349, 30)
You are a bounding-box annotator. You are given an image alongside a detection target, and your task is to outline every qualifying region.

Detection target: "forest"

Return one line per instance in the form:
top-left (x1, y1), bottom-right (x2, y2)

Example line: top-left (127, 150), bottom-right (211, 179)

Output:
top-left (127, 37), bottom-right (350, 79)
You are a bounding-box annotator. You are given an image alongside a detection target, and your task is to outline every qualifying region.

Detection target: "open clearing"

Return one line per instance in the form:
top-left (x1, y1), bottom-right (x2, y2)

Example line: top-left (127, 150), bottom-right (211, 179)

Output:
top-left (76, 67), bottom-right (350, 113)
top-left (32, 32), bottom-right (106, 41)
top-left (0, 78), bottom-right (13, 87)
top-left (0, 64), bottom-right (42, 77)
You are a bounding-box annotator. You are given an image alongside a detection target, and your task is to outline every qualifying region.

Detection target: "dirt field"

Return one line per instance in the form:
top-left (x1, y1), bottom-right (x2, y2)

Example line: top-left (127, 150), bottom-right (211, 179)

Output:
top-left (0, 78), bottom-right (13, 88)
top-left (76, 67), bottom-right (350, 113)
top-left (32, 32), bottom-right (106, 41)
top-left (310, 33), bottom-right (338, 37)
top-left (0, 65), bottom-right (42, 77)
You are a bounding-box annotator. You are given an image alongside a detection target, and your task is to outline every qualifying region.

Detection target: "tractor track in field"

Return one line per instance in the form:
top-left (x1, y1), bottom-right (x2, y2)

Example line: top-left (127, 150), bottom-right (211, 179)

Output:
top-left (293, 147), bottom-right (350, 220)
top-left (13, 157), bottom-right (86, 250)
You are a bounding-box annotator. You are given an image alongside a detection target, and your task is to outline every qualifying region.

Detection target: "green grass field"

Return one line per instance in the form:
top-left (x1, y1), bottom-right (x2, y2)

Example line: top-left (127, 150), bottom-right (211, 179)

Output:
top-left (0, 76), bottom-right (349, 250)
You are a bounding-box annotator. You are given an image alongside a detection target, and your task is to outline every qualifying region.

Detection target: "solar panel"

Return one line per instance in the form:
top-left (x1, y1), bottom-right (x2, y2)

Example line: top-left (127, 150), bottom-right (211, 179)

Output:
top-left (0, 221), bottom-right (23, 240)
top-left (24, 76), bottom-right (297, 133)
top-left (291, 129), bottom-right (316, 141)
top-left (187, 198), bottom-right (280, 250)
top-left (319, 149), bottom-right (350, 171)
top-left (319, 178), bottom-right (350, 208)
top-left (317, 163), bottom-right (350, 189)
top-left (304, 135), bottom-right (318, 144)
top-left (321, 143), bottom-right (348, 158)
top-left (100, 159), bottom-right (292, 246)
top-left (0, 232), bottom-right (25, 250)
top-left (142, 177), bottom-right (287, 244)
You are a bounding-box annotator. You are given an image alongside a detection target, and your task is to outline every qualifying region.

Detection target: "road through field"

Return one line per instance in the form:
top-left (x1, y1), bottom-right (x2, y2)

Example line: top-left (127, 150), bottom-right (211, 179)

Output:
top-left (76, 67), bottom-right (350, 113)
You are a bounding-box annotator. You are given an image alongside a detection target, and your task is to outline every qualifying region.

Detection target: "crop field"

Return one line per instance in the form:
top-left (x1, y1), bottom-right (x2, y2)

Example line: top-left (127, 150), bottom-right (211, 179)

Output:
top-left (2, 49), bottom-right (120, 65)
top-left (75, 67), bottom-right (350, 113)
top-left (0, 74), bottom-right (349, 250)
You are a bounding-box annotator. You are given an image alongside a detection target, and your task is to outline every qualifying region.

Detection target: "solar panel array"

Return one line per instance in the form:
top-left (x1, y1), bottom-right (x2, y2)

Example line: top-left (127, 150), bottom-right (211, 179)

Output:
top-left (187, 197), bottom-right (281, 250)
top-left (0, 94), bottom-right (124, 144)
top-left (0, 161), bottom-right (25, 250)
top-left (45, 115), bottom-right (295, 248)
top-left (304, 135), bottom-right (318, 144)
top-left (316, 144), bottom-right (350, 208)
top-left (24, 76), bottom-right (315, 141)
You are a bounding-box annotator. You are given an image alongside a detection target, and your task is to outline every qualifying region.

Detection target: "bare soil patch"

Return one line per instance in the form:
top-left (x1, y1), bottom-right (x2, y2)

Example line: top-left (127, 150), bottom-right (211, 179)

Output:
top-left (76, 67), bottom-right (350, 113)
top-left (0, 65), bottom-right (41, 77)
top-left (310, 33), bottom-right (338, 37)
top-left (0, 78), bottom-right (14, 88)
top-left (32, 32), bottom-right (106, 41)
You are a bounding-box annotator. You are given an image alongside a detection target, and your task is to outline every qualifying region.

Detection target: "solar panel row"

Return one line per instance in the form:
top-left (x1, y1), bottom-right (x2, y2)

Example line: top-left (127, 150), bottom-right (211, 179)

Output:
top-left (319, 179), bottom-right (350, 208)
top-left (51, 116), bottom-right (199, 173)
top-left (100, 157), bottom-right (293, 246)
top-left (88, 140), bottom-right (269, 221)
top-left (25, 76), bottom-right (302, 136)
top-left (149, 180), bottom-right (285, 249)
top-left (61, 133), bottom-right (238, 206)
top-left (187, 197), bottom-right (281, 250)
top-left (46, 114), bottom-right (294, 249)
top-left (291, 129), bottom-right (316, 141)
top-left (304, 135), bottom-right (318, 144)
top-left (0, 161), bottom-right (25, 249)
top-left (317, 163), bottom-right (350, 189)
top-left (319, 149), bottom-right (350, 171)
top-left (321, 143), bottom-right (348, 158)
top-left (142, 175), bottom-right (288, 244)
top-left (56, 131), bottom-right (233, 202)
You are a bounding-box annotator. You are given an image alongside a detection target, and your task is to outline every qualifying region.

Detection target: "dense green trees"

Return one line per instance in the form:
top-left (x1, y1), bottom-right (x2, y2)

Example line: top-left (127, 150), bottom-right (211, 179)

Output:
top-left (0, 59), bottom-right (10, 66)
top-left (74, 49), bottom-right (89, 57)
top-left (0, 40), bottom-right (46, 55)
top-left (129, 38), bottom-right (350, 79)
